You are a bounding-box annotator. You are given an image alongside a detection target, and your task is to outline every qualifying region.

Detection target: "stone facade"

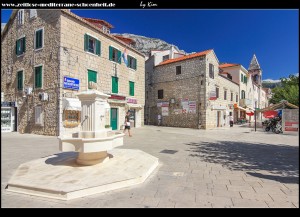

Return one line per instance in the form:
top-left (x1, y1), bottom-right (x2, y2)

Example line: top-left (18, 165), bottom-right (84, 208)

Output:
top-left (1, 9), bottom-right (145, 136)
top-left (147, 49), bottom-right (239, 129)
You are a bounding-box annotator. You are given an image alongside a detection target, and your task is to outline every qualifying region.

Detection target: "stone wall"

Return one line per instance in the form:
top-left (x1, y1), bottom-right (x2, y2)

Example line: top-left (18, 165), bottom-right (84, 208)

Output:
top-left (1, 9), bottom-right (61, 135)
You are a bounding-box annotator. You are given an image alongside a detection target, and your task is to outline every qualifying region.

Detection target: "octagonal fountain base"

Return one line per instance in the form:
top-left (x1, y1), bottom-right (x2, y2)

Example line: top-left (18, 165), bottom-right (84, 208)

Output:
top-left (6, 149), bottom-right (159, 200)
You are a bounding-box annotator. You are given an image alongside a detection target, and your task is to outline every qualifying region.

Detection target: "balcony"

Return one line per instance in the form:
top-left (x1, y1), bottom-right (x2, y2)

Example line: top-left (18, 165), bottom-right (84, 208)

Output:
top-left (239, 98), bottom-right (252, 107)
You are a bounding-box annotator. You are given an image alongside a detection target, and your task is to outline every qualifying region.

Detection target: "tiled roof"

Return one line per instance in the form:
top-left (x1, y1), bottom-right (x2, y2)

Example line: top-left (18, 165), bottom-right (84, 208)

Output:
top-left (82, 17), bottom-right (114, 28)
top-left (158, 49), bottom-right (212, 66)
top-left (219, 63), bottom-right (240, 68)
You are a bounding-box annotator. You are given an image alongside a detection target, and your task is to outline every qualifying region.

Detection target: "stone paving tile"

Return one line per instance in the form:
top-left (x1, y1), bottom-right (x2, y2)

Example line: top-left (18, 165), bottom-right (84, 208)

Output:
top-left (203, 195), bottom-right (234, 208)
top-left (283, 183), bottom-right (299, 190)
top-left (142, 197), bottom-right (160, 207)
top-left (227, 185), bottom-right (256, 193)
top-left (253, 186), bottom-right (287, 196)
top-left (157, 199), bottom-right (176, 208)
top-left (231, 198), bottom-right (269, 208)
top-left (175, 200), bottom-right (211, 208)
top-left (239, 191), bottom-right (274, 202)
top-left (280, 188), bottom-right (299, 196)
top-left (212, 179), bottom-right (231, 185)
top-left (265, 201), bottom-right (297, 208)
top-left (211, 189), bottom-right (242, 199)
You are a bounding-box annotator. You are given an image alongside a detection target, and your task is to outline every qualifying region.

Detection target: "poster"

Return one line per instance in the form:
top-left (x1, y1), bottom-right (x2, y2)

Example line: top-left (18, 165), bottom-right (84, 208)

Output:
top-left (157, 102), bottom-right (162, 107)
top-left (188, 101), bottom-right (196, 114)
top-left (181, 99), bottom-right (189, 113)
top-left (209, 90), bottom-right (217, 100)
top-left (162, 107), bottom-right (169, 116)
top-left (162, 101), bottom-right (169, 107)
top-left (283, 109), bottom-right (299, 132)
top-left (173, 109), bottom-right (182, 115)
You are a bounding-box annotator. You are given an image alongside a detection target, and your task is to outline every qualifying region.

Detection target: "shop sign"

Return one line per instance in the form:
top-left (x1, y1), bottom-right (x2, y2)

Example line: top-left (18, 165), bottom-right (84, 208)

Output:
top-left (162, 107), bottom-right (169, 116)
top-left (127, 98), bottom-right (137, 104)
top-left (209, 90), bottom-right (217, 100)
top-left (63, 76), bottom-right (80, 90)
top-left (109, 95), bottom-right (126, 101)
top-left (211, 105), bottom-right (226, 110)
top-left (1, 101), bottom-right (16, 107)
top-left (188, 101), bottom-right (196, 114)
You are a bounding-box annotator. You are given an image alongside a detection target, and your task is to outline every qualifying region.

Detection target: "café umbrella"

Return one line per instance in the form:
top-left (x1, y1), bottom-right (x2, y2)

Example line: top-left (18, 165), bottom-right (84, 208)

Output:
top-left (263, 110), bottom-right (278, 118)
top-left (246, 111), bottom-right (254, 116)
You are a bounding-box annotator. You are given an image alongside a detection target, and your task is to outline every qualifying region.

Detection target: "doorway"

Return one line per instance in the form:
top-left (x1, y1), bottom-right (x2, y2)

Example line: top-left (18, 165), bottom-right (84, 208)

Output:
top-left (217, 111), bottom-right (221, 127)
top-left (128, 109), bottom-right (136, 127)
top-left (110, 108), bottom-right (118, 130)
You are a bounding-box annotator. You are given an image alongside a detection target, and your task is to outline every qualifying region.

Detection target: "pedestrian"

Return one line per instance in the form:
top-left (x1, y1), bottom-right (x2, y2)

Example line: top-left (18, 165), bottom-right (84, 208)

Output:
top-left (158, 114), bottom-right (161, 126)
top-left (229, 114), bottom-right (234, 127)
top-left (123, 111), bottom-right (132, 137)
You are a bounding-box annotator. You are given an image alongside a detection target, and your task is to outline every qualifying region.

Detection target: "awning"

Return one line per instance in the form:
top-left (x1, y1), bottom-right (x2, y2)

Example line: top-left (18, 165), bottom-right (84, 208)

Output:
top-left (235, 105), bottom-right (247, 111)
top-left (127, 103), bottom-right (143, 109)
top-left (263, 110), bottom-right (278, 118)
top-left (63, 98), bottom-right (81, 111)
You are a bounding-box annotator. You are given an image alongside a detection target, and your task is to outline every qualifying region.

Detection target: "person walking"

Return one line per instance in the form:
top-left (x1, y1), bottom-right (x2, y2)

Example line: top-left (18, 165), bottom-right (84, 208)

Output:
top-left (229, 114), bottom-right (234, 127)
top-left (123, 111), bottom-right (132, 137)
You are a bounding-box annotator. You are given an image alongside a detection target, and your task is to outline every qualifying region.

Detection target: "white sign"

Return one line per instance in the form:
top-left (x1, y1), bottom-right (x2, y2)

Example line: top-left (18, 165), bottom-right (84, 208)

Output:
top-left (189, 101), bottom-right (196, 114)
top-left (162, 101), bottom-right (169, 107)
top-left (162, 107), bottom-right (169, 116)
top-left (211, 105), bottom-right (226, 110)
top-left (157, 102), bottom-right (162, 107)
top-left (181, 100), bottom-right (189, 113)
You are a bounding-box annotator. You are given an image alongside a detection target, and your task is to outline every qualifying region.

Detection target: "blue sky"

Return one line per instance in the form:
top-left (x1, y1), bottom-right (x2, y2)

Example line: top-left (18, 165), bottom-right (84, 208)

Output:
top-left (1, 9), bottom-right (298, 81)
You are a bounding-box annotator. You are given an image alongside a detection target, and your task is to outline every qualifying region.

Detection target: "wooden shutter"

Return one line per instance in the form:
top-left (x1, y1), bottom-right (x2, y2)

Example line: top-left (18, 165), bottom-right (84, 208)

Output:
top-left (133, 58), bottom-right (137, 70)
top-left (117, 50), bottom-right (121, 64)
top-left (96, 39), bottom-right (101, 56)
top-left (35, 66), bottom-right (42, 88)
top-left (112, 77), bottom-right (118, 93)
top-left (23, 37), bottom-right (26, 52)
top-left (18, 71), bottom-right (23, 90)
top-left (84, 34), bottom-right (89, 51)
top-left (241, 74), bottom-right (243, 82)
top-left (109, 46), bottom-right (113, 60)
top-left (129, 81), bottom-right (134, 96)
top-left (16, 40), bottom-right (19, 55)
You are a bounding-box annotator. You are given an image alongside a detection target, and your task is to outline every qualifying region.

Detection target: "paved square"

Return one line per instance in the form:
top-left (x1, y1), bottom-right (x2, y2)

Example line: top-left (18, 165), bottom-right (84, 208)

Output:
top-left (2, 126), bottom-right (299, 208)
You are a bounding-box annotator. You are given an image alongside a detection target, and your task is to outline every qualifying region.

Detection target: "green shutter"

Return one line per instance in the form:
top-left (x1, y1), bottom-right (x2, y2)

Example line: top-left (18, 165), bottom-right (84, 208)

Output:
top-left (16, 40), bottom-right (18, 55)
top-left (117, 49), bottom-right (121, 64)
top-left (88, 69), bottom-right (97, 89)
top-left (112, 77), bottom-right (118, 93)
top-left (133, 58), bottom-right (137, 70)
top-left (109, 46), bottom-right (113, 60)
top-left (241, 74), bottom-right (243, 82)
top-left (17, 71), bottom-right (23, 90)
top-left (39, 30), bottom-right (43, 48)
top-left (35, 31), bottom-right (39, 49)
top-left (35, 66), bottom-right (42, 88)
top-left (244, 76), bottom-right (247, 84)
top-left (23, 37), bottom-right (26, 53)
top-left (36, 30), bottom-right (42, 49)
top-left (96, 39), bottom-right (101, 56)
top-left (84, 34), bottom-right (89, 51)
top-left (129, 81), bottom-right (134, 96)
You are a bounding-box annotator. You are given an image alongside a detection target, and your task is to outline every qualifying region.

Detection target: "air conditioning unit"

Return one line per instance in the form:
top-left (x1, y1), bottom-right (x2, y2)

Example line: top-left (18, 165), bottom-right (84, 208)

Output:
top-left (39, 93), bottom-right (49, 101)
top-left (25, 87), bottom-right (33, 95)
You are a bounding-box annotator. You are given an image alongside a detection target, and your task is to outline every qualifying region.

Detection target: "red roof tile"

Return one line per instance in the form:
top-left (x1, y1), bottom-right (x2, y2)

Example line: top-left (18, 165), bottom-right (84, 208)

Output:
top-left (219, 63), bottom-right (240, 68)
top-left (158, 49), bottom-right (212, 66)
top-left (82, 17), bottom-right (114, 28)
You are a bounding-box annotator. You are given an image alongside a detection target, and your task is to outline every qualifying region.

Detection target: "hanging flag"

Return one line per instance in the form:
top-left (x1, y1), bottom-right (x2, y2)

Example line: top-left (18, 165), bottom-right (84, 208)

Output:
top-left (122, 48), bottom-right (128, 66)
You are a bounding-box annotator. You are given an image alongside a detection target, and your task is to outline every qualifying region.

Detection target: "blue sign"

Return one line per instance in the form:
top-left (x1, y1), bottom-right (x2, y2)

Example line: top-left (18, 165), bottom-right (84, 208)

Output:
top-left (63, 76), bottom-right (79, 90)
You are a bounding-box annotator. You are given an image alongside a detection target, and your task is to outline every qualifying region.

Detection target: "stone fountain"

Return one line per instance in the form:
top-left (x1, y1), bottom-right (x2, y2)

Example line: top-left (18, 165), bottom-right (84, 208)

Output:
top-left (6, 90), bottom-right (159, 201)
top-left (59, 90), bottom-right (124, 165)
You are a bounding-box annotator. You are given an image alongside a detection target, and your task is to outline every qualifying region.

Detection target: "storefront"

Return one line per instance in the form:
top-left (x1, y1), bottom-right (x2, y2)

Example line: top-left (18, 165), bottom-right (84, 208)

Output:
top-left (1, 101), bottom-right (17, 132)
top-left (127, 97), bottom-right (143, 128)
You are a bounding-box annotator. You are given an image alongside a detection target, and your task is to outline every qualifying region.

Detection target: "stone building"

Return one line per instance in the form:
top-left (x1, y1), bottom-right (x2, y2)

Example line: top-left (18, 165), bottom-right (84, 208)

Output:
top-left (1, 9), bottom-right (145, 135)
top-left (147, 49), bottom-right (239, 129)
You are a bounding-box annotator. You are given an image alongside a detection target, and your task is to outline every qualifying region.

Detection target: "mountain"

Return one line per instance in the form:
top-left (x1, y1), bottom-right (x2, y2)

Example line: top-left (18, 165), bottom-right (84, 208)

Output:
top-left (113, 33), bottom-right (185, 57)
top-left (262, 80), bottom-right (281, 89)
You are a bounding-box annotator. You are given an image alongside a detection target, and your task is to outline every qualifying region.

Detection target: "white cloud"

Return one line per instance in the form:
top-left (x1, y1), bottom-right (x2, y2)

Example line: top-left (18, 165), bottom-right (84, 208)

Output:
top-left (294, 72), bottom-right (299, 77)
top-left (263, 79), bottom-right (281, 83)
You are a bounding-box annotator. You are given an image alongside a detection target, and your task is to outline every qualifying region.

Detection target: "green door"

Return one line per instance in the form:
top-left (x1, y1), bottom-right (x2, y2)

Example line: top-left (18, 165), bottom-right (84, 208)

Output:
top-left (110, 108), bottom-right (118, 130)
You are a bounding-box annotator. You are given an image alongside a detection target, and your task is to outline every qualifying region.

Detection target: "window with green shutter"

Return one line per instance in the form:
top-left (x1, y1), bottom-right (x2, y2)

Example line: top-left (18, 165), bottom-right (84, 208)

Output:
top-left (16, 37), bottom-right (26, 56)
top-left (109, 46), bottom-right (121, 63)
top-left (17, 70), bottom-right (23, 90)
top-left (88, 69), bottom-right (97, 89)
top-left (34, 66), bottom-right (42, 88)
top-left (128, 55), bottom-right (137, 70)
top-left (244, 76), bottom-right (247, 84)
top-left (241, 74), bottom-right (243, 82)
top-left (129, 81), bottom-right (134, 96)
top-left (112, 76), bottom-right (118, 93)
top-left (35, 29), bottom-right (43, 49)
top-left (84, 34), bottom-right (101, 56)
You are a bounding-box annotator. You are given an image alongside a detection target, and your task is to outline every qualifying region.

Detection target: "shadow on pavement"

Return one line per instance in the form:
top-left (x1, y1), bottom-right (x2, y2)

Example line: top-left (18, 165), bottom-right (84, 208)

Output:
top-left (185, 141), bottom-right (299, 184)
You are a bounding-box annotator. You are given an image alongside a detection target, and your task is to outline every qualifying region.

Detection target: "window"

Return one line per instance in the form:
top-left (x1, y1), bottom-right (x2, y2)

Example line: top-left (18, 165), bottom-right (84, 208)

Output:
top-left (209, 63), bottom-right (214, 79)
top-left (35, 106), bottom-right (43, 125)
top-left (201, 80), bottom-right (203, 85)
top-left (241, 74), bottom-right (243, 82)
top-left (244, 76), bottom-right (247, 84)
top-left (88, 69), bottom-right (97, 89)
top-left (17, 9), bottom-right (24, 26)
top-left (17, 70), bottom-right (23, 91)
top-left (84, 34), bottom-right (101, 56)
top-left (34, 66), bottom-right (42, 88)
top-left (35, 28), bottom-right (43, 49)
top-left (112, 76), bottom-right (118, 94)
top-left (16, 37), bottom-right (26, 56)
top-left (29, 9), bottom-right (37, 19)
top-left (129, 81), bottom-right (134, 96)
top-left (128, 55), bottom-right (137, 70)
top-left (216, 87), bottom-right (219, 98)
top-left (241, 90), bottom-right (245, 99)
top-left (224, 90), bottom-right (227, 100)
top-left (158, 89), bottom-right (163, 99)
top-left (176, 66), bottom-right (181, 75)
top-left (231, 92), bottom-right (233, 101)
top-left (162, 55), bottom-right (169, 61)
top-left (109, 46), bottom-right (121, 63)
top-left (236, 94), bottom-right (238, 102)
